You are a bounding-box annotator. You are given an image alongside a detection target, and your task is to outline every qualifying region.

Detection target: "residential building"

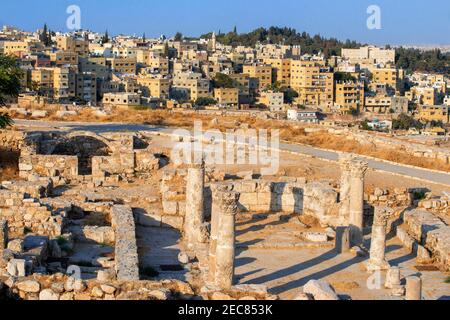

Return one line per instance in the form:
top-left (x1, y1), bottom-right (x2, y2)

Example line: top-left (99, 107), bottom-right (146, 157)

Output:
top-left (418, 105), bottom-right (449, 123)
top-left (214, 88), bottom-right (239, 107)
top-left (243, 64), bottom-right (273, 92)
top-left (137, 76), bottom-right (170, 99)
top-left (342, 46), bottom-right (395, 65)
top-left (107, 56), bottom-right (137, 75)
top-left (56, 36), bottom-right (89, 57)
top-left (103, 92), bottom-right (141, 108)
top-left (334, 81), bottom-right (365, 113)
top-left (258, 91), bottom-right (284, 112)
top-left (263, 58), bottom-right (292, 87)
top-left (287, 109), bottom-right (321, 123)
top-left (290, 59), bottom-right (334, 109)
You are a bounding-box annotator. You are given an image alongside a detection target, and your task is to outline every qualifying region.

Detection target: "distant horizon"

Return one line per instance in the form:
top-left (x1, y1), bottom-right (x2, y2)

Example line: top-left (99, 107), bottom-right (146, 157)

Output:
top-left (4, 24), bottom-right (450, 49)
top-left (1, 0), bottom-right (450, 46)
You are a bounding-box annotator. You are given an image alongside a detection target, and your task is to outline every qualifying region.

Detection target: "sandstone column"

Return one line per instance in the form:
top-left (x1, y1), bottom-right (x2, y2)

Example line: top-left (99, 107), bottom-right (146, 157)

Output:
top-left (405, 276), bottom-right (422, 300)
top-left (214, 189), bottom-right (240, 289)
top-left (385, 267), bottom-right (405, 296)
top-left (348, 159), bottom-right (368, 246)
top-left (208, 183), bottom-right (234, 284)
top-left (335, 226), bottom-right (351, 254)
top-left (184, 162), bottom-right (205, 251)
top-left (338, 154), bottom-right (353, 220)
top-left (366, 207), bottom-right (390, 272)
top-left (0, 220), bottom-right (8, 251)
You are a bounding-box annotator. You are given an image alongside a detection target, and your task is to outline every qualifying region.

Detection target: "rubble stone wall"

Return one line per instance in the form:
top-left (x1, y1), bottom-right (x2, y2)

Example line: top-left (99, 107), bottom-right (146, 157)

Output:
top-left (401, 209), bottom-right (450, 271)
top-left (0, 130), bottom-right (25, 152)
top-left (328, 129), bottom-right (450, 164)
top-left (0, 190), bottom-right (64, 237)
top-left (110, 205), bottom-right (139, 281)
top-left (19, 155), bottom-right (78, 180)
top-left (303, 182), bottom-right (342, 227)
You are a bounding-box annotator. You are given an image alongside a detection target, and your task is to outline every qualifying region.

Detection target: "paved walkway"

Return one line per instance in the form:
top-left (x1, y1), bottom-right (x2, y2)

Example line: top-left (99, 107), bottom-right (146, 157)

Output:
top-left (13, 119), bottom-right (450, 186)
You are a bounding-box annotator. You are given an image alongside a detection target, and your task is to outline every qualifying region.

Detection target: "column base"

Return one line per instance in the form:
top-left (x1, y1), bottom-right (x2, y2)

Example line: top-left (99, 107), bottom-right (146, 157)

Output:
top-left (365, 259), bottom-right (390, 272)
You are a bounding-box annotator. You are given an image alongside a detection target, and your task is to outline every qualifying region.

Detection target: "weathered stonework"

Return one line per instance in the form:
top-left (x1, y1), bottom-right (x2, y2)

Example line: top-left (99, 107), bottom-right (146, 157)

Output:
top-left (366, 207), bottom-right (390, 272)
top-left (184, 164), bottom-right (206, 251)
top-left (212, 187), bottom-right (240, 289)
top-left (111, 205), bottom-right (139, 281)
top-left (399, 209), bottom-right (450, 271)
top-left (348, 159), bottom-right (368, 246)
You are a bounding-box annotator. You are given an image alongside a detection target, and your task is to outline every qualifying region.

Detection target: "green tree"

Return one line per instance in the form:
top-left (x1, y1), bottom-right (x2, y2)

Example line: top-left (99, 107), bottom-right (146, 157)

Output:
top-left (102, 30), bottom-right (110, 44)
top-left (213, 73), bottom-right (235, 88)
top-left (334, 72), bottom-right (357, 82)
top-left (40, 23), bottom-right (52, 47)
top-left (0, 55), bottom-right (22, 128)
top-left (281, 87), bottom-right (299, 104)
top-left (174, 32), bottom-right (183, 41)
top-left (392, 113), bottom-right (423, 130)
top-left (195, 97), bottom-right (217, 107)
top-left (163, 43), bottom-right (169, 58)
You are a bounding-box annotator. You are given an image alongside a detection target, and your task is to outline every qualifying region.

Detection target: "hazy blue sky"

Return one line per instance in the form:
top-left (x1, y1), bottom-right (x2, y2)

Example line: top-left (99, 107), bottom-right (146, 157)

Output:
top-left (1, 0), bottom-right (449, 45)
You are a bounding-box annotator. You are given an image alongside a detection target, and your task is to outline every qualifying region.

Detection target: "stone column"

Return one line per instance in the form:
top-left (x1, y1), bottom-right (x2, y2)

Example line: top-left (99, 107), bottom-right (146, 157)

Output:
top-left (385, 267), bottom-right (405, 296)
top-left (214, 189), bottom-right (240, 289)
top-left (366, 207), bottom-right (390, 272)
top-left (335, 226), bottom-right (351, 254)
top-left (184, 162), bottom-right (205, 251)
top-left (338, 154), bottom-right (353, 220)
top-left (348, 159), bottom-right (368, 246)
top-left (405, 276), bottom-right (422, 300)
top-left (208, 183), bottom-right (234, 284)
top-left (0, 220), bottom-right (8, 251)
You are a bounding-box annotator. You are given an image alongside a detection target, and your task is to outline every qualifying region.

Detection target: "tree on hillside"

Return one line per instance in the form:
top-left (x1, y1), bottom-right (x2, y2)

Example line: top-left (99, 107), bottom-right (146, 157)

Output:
top-left (213, 73), bottom-right (235, 88)
top-left (174, 32), bottom-right (183, 42)
top-left (392, 113), bottom-right (423, 130)
top-left (39, 23), bottom-right (53, 47)
top-left (195, 97), bottom-right (217, 107)
top-left (0, 55), bottom-right (22, 128)
top-left (102, 30), bottom-right (110, 44)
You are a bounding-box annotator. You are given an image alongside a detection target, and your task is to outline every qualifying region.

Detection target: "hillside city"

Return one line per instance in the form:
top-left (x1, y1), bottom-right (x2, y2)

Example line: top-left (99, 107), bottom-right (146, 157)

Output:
top-left (0, 22), bottom-right (449, 303)
top-left (0, 24), bottom-right (449, 131)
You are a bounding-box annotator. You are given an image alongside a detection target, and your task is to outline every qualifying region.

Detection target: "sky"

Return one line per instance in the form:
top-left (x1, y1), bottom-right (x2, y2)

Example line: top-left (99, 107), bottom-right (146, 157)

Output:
top-left (1, 0), bottom-right (449, 45)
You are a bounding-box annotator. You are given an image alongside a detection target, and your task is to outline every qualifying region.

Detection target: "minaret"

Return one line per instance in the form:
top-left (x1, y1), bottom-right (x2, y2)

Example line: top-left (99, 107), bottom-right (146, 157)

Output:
top-left (211, 32), bottom-right (216, 51)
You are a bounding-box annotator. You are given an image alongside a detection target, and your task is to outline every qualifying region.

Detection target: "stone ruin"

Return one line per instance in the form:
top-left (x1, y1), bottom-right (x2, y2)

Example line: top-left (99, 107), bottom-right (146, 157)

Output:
top-left (0, 128), bottom-right (449, 301)
top-left (17, 130), bottom-right (167, 184)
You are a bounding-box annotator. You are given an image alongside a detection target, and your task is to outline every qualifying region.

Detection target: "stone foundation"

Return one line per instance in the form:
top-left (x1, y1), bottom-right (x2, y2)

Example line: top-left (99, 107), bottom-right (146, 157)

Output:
top-left (111, 205), bottom-right (139, 281)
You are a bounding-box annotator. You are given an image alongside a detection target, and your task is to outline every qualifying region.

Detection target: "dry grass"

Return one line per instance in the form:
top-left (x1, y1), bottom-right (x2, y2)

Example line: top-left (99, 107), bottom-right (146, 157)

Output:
top-left (11, 107), bottom-right (450, 173)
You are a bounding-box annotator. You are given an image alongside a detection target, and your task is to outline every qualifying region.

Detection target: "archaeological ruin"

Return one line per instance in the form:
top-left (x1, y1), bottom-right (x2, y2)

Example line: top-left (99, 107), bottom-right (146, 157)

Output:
top-left (0, 126), bottom-right (449, 301)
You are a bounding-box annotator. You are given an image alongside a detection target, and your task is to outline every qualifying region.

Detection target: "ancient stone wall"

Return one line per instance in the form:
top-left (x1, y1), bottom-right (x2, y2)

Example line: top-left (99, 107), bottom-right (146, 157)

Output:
top-left (366, 188), bottom-right (413, 207)
top-left (231, 179), bottom-right (305, 214)
top-left (328, 128), bottom-right (450, 164)
top-left (400, 209), bottom-right (450, 271)
top-left (0, 130), bottom-right (25, 152)
top-left (19, 155), bottom-right (78, 180)
top-left (3, 274), bottom-right (196, 300)
top-left (303, 182), bottom-right (341, 226)
top-left (0, 190), bottom-right (64, 237)
top-left (110, 205), bottom-right (139, 281)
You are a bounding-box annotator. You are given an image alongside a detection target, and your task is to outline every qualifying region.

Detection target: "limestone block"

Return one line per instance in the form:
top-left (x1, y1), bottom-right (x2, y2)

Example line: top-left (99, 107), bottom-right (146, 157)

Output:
top-left (17, 280), bottom-right (40, 293)
top-left (39, 289), bottom-right (59, 300)
top-left (162, 216), bottom-right (184, 230)
top-left (162, 201), bottom-right (178, 215)
top-left (303, 280), bottom-right (339, 300)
